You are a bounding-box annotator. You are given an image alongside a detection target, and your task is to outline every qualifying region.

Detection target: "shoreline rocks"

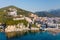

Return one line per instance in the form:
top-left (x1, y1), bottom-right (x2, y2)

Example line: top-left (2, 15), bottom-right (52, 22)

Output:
top-left (5, 25), bottom-right (40, 32)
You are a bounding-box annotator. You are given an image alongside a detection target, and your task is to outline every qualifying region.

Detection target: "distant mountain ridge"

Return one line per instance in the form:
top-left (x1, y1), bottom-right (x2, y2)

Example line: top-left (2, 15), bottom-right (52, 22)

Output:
top-left (0, 5), bottom-right (60, 17)
top-left (35, 9), bottom-right (60, 17)
top-left (49, 9), bottom-right (60, 17)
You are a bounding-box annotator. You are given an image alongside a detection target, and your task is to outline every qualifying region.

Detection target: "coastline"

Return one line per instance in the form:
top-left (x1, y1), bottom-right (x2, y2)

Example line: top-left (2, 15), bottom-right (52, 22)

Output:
top-left (46, 28), bottom-right (60, 33)
top-left (1, 27), bottom-right (60, 38)
top-left (5, 27), bottom-right (40, 38)
top-left (5, 27), bottom-right (40, 32)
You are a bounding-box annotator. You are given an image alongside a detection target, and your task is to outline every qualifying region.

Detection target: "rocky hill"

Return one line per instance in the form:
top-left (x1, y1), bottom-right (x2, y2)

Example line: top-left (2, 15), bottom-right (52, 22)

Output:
top-left (0, 5), bottom-right (32, 17)
top-left (0, 6), bottom-right (33, 25)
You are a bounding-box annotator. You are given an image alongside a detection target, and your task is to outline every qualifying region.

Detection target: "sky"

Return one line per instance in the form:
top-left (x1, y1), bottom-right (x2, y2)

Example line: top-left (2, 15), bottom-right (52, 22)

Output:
top-left (0, 0), bottom-right (60, 12)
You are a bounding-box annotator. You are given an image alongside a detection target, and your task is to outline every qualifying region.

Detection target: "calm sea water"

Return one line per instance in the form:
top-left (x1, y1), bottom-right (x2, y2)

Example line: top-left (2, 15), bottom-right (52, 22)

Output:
top-left (0, 32), bottom-right (7, 40)
top-left (0, 31), bottom-right (60, 40)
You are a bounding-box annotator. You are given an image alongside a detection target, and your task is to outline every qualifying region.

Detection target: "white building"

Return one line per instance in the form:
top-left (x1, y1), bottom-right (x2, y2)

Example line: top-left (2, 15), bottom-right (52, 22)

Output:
top-left (25, 17), bottom-right (33, 23)
top-left (8, 8), bottom-right (17, 16)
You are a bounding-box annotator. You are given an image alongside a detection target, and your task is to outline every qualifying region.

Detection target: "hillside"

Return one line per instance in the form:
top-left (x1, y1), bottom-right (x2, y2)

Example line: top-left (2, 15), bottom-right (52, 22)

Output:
top-left (49, 9), bottom-right (60, 17)
top-left (0, 5), bottom-right (32, 17)
top-left (0, 6), bottom-right (33, 25)
top-left (35, 11), bottom-right (55, 17)
top-left (35, 9), bottom-right (60, 17)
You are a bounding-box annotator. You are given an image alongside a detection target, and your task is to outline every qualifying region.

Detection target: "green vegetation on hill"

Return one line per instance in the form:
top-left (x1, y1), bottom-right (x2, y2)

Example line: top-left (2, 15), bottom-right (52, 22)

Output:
top-left (35, 11), bottom-right (55, 17)
top-left (35, 9), bottom-right (60, 17)
top-left (0, 6), bottom-right (31, 17)
top-left (0, 6), bottom-right (32, 26)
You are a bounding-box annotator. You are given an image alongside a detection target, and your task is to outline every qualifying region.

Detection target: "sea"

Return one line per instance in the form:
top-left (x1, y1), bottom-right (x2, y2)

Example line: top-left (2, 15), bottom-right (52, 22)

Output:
top-left (0, 31), bottom-right (60, 40)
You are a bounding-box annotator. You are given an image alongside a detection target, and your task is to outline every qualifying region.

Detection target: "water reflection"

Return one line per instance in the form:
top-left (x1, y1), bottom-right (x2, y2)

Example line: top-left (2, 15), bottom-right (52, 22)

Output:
top-left (6, 30), bottom-right (40, 38)
top-left (8, 31), bottom-right (57, 40)
top-left (0, 32), bottom-right (7, 40)
top-left (48, 31), bottom-right (60, 36)
top-left (7, 31), bottom-right (40, 40)
top-left (1, 30), bottom-right (60, 40)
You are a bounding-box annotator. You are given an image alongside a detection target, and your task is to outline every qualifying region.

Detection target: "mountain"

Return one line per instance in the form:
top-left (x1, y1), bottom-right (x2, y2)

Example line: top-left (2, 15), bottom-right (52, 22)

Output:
top-left (0, 5), bottom-right (33, 25)
top-left (49, 9), bottom-right (60, 17)
top-left (0, 5), bottom-right (32, 17)
top-left (35, 9), bottom-right (60, 17)
top-left (35, 11), bottom-right (55, 17)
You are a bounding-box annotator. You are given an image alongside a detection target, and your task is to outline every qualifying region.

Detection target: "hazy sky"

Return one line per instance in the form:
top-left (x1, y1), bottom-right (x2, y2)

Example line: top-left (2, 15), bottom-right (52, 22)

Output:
top-left (0, 0), bottom-right (60, 12)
